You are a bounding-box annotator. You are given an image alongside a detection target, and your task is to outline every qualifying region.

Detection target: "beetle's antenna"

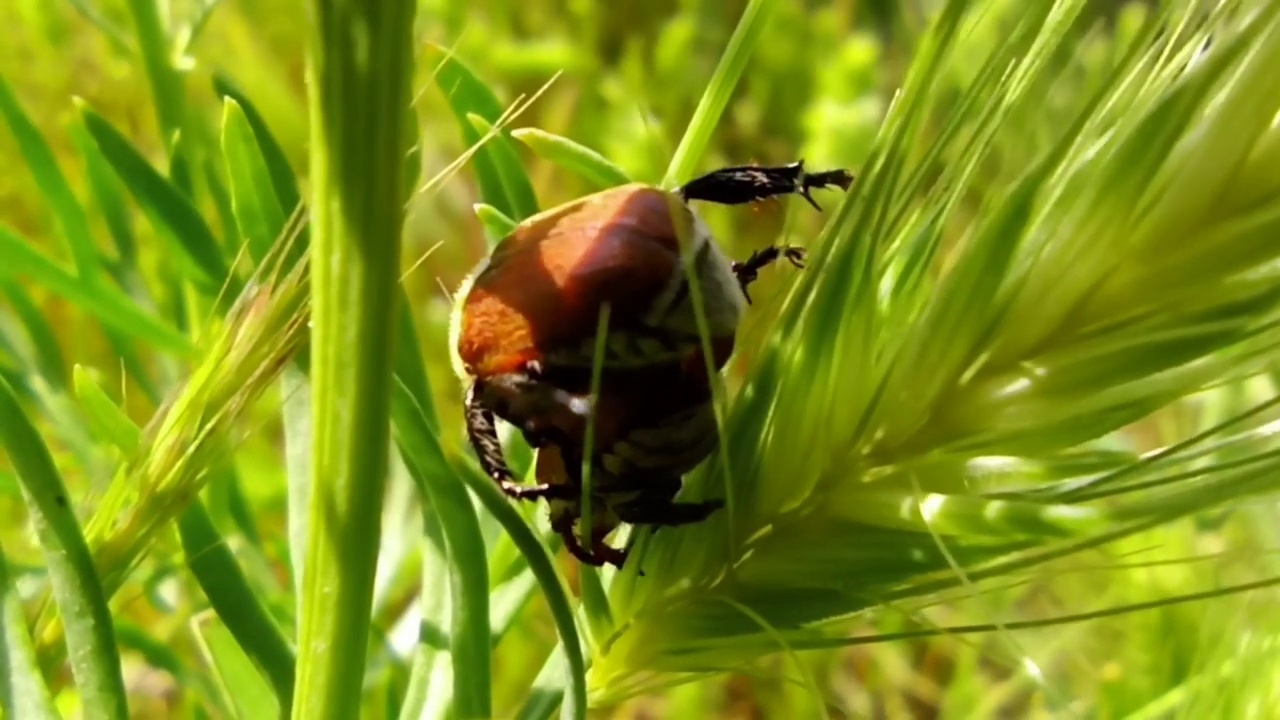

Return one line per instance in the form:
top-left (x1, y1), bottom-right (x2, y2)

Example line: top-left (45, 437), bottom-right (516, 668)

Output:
top-left (678, 160), bottom-right (854, 210)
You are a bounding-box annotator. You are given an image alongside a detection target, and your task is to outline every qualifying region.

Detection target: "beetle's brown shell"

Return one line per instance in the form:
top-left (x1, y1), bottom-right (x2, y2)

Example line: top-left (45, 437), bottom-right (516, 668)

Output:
top-left (454, 184), bottom-right (730, 378)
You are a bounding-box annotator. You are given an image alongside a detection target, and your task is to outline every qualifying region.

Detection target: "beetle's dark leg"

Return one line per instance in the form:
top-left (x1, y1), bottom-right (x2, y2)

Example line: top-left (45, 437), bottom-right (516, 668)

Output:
top-left (614, 497), bottom-right (726, 527)
top-left (678, 160), bottom-right (854, 211)
top-left (551, 512), bottom-right (627, 568)
top-left (731, 245), bottom-right (808, 304)
top-left (465, 381), bottom-right (577, 501)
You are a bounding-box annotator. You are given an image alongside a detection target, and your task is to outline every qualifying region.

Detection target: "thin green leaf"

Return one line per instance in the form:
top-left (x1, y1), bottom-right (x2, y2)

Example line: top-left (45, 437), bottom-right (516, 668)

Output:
top-left (79, 104), bottom-right (230, 292)
top-left (179, 501), bottom-right (296, 710)
top-left (0, 377), bottom-right (128, 720)
top-left (69, 123), bottom-right (137, 269)
top-left (192, 611), bottom-right (280, 720)
top-left (511, 127), bottom-right (631, 189)
top-left (122, 0), bottom-right (185, 144)
top-left (473, 203), bottom-right (516, 240)
top-left (212, 74), bottom-right (301, 212)
top-left (0, 544), bottom-right (57, 720)
top-left (663, 0), bottom-right (778, 186)
top-left (391, 380), bottom-right (588, 720)
top-left (391, 386), bottom-right (491, 718)
top-left (0, 224), bottom-right (192, 357)
top-left (72, 365), bottom-right (141, 453)
top-left (425, 44), bottom-right (539, 221)
top-left (221, 98), bottom-right (288, 264)
top-left (1, 282), bottom-right (67, 389)
top-left (464, 113), bottom-right (541, 221)
top-left (0, 76), bottom-right (104, 283)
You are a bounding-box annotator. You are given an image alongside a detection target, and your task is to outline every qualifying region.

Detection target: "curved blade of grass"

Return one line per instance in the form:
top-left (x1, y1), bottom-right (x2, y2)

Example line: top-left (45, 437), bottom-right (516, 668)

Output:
top-left (122, 0), bottom-right (184, 147)
top-left (662, 0), bottom-right (777, 186)
top-left (391, 389), bottom-right (491, 719)
top-left (192, 611), bottom-right (280, 720)
top-left (79, 104), bottom-right (230, 292)
top-left (72, 365), bottom-right (141, 453)
top-left (0, 76), bottom-right (103, 284)
top-left (221, 97), bottom-right (288, 264)
top-left (473, 203), bottom-right (516, 243)
top-left (204, 157), bottom-right (240, 248)
top-left (0, 543), bottom-right (57, 720)
top-left (0, 377), bottom-right (127, 720)
top-left (70, 123), bottom-right (137, 268)
top-left (0, 225), bottom-right (192, 356)
top-left (390, 380), bottom-right (588, 720)
top-left (510, 127), bottom-right (631, 190)
top-left (179, 501), bottom-right (297, 711)
top-left (464, 113), bottom-right (542, 221)
top-left (425, 44), bottom-right (539, 221)
top-left (212, 74), bottom-right (302, 213)
top-left (1, 282), bottom-right (68, 390)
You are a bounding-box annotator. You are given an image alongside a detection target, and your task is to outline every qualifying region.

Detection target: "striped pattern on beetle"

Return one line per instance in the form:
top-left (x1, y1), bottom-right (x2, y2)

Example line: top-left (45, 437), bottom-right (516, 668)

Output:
top-left (449, 160), bottom-right (854, 567)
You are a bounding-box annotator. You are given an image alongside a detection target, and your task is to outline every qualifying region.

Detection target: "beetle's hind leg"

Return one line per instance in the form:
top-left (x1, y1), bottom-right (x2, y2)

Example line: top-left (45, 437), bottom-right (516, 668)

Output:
top-left (678, 160), bottom-right (853, 211)
top-left (464, 381), bottom-right (576, 502)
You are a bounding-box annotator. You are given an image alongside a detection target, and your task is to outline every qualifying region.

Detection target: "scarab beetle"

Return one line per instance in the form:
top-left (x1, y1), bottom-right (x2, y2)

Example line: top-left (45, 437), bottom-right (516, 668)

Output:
top-left (449, 161), bottom-right (853, 567)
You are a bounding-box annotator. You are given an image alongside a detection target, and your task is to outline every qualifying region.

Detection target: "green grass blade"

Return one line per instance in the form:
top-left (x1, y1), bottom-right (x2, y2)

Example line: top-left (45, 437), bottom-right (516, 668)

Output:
top-left (464, 113), bottom-right (542, 221)
top-left (69, 123), bottom-right (138, 269)
top-left (122, 0), bottom-right (184, 146)
top-left (212, 74), bottom-right (302, 213)
top-left (0, 377), bottom-right (128, 720)
top-left (0, 544), bottom-right (58, 720)
top-left (511, 127), bottom-right (632, 190)
top-left (293, 0), bottom-right (418, 716)
top-left (1, 282), bottom-right (68, 390)
top-left (662, 0), bottom-right (777, 186)
top-left (0, 76), bottom-right (104, 283)
top-left (72, 365), bottom-right (141, 452)
top-left (192, 611), bottom-right (280, 720)
top-left (390, 381), bottom-right (588, 720)
top-left (79, 104), bottom-right (231, 292)
top-left (221, 97), bottom-right (288, 264)
top-left (426, 44), bottom-right (539, 221)
top-left (473, 203), bottom-right (516, 240)
top-left (0, 225), bottom-right (192, 356)
top-left (179, 502), bottom-right (297, 711)
top-left (391, 387), bottom-right (491, 718)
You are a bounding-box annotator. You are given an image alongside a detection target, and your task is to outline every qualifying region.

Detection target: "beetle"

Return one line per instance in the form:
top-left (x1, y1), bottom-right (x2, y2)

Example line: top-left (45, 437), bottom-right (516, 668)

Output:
top-left (449, 160), bottom-right (854, 567)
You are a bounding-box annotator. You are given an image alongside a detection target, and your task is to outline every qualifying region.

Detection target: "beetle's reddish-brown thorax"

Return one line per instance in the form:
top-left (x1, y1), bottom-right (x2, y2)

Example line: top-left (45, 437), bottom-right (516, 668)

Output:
top-left (453, 184), bottom-right (739, 379)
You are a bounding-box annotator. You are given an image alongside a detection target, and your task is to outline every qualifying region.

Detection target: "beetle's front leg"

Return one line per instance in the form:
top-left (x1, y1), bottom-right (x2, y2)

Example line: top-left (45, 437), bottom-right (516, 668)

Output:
top-left (731, 245), bottom-right (807, 303)
top-left (678, 160), bottom-right (853, 211)
top-left (465, 381), bottom-right (577, 501)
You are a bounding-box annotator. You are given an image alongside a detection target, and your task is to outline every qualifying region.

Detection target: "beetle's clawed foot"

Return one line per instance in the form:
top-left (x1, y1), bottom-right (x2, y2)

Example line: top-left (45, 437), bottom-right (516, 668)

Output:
top-left (556, 523), bottom-right (629, 569)
top-left (797, 166), bottom-right (855, 212)
top-left (732, 245), bottom-right (808, 304)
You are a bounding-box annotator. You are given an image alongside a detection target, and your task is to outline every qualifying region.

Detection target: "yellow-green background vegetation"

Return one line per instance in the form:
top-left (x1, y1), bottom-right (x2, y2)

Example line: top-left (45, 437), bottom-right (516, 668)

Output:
top-left (2, 0), bottom-right (1280, 718)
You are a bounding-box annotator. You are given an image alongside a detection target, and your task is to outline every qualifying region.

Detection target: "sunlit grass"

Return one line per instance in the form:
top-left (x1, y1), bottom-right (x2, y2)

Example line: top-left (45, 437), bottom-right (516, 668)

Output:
top-left (0, 0), bottom-right (1278, 718)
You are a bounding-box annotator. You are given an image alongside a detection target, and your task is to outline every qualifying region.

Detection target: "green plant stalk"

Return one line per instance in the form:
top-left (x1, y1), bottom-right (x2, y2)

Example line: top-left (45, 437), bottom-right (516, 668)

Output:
top-left (0, 378), bottom-right (128, 720)
top-left (293, 0), bottom-right (418, 717)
